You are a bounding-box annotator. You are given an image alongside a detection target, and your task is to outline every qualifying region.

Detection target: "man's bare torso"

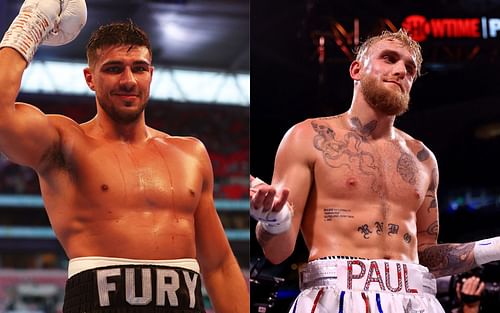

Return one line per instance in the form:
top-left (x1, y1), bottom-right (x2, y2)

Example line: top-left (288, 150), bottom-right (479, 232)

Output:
top-left (37, 115), bottom-right (204, 260)
top-left (296, 115), bottom-right (435, 262)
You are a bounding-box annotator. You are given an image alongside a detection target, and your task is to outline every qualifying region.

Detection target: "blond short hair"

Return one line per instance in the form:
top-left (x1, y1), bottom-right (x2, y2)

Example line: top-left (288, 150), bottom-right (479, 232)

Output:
top-left (354, 29), bottom-right (423, 78)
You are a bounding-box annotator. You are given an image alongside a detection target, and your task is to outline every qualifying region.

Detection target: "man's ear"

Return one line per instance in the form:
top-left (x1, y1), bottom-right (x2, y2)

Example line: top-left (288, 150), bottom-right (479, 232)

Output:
top-left (350, 60), bottom-right (362, 81)
top-left (83, 67), bottom-right (95, 91)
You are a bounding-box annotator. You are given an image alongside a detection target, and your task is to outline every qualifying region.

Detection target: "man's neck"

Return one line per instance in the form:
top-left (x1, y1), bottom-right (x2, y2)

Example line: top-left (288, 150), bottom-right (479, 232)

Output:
top-left (347, 97), bottom-right (397, 140)
top-left (91, 113), bottom-right (151, 143)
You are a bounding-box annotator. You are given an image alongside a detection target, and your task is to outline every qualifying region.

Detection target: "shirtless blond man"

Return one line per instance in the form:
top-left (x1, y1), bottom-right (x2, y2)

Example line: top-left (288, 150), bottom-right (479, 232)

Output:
top-left (0, 1), bottom-right (248, 312)
top-left (250, 30), bottom-right (500, 312)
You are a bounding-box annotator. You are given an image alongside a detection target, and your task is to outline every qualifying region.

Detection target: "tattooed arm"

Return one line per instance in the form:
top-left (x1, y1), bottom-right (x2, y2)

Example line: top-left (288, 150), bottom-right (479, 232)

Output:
top-left (254, 121), bottom-right (315, 264)
top-left (416, 148), bottom-right (477, 277)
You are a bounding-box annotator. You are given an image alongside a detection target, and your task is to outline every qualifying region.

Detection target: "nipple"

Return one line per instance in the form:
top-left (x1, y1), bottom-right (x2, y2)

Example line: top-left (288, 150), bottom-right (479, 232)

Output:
top-left (346, 177), bottom-right (357, 187)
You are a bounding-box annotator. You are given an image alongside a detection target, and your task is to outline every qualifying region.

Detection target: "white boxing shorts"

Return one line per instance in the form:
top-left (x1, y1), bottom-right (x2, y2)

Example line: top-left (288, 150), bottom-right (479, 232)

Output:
top-left (289, 257), bottom-right (445, 313)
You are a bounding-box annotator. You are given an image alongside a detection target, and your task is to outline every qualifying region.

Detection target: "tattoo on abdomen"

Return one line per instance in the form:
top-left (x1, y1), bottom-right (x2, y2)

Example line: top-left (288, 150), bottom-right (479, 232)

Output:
top-left (357, 224), bottom-right (372, 239)
top-left (323, 208), bottom-right (354, 221)
top-left (358, 222), bottom-right (410, 243)
top-left (404, 233), bottom-right (412, 243)
top-left (388, 223), bottom-right (400, 235)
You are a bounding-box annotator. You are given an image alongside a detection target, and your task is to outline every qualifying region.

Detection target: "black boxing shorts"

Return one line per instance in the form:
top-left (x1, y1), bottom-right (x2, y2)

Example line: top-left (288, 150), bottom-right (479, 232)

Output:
top-left (63, 257), bottom-right (206, 313)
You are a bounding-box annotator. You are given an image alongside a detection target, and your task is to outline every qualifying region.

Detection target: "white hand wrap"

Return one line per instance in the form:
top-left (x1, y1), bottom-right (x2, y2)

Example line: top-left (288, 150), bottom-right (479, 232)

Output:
top-left (251, 203), bottom-right (292, 235)
top-left (473, 236), bottom-right (500, 265)
top-left (0, 0), bottom-right (87, 63)
top-left (250, 176), bottom-right (292, 234)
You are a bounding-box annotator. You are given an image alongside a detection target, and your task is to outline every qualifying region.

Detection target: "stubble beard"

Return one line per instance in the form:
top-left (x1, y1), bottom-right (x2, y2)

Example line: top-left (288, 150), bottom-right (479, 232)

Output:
top-left (360, 75), bottom-right (410, 116)
top-left (99, 96), bottom-right (147, 125)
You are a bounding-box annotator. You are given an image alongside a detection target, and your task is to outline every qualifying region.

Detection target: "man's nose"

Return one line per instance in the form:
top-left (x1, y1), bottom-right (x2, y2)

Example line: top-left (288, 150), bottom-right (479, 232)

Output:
top-left (393, 60), bottom-right (407, 78)
top-left (120, 67), bottom-right (137, 89)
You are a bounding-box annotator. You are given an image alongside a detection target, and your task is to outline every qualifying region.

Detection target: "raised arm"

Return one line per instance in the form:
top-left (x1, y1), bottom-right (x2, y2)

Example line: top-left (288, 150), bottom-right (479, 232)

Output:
top-left (251, 122), bottom-right (314, 264)
top-left (0, 0), bottom-right (86, 170)
top-left (0, 49), bottom-right (62, 169)
top-left (193, 140), bottom-right (249, 313)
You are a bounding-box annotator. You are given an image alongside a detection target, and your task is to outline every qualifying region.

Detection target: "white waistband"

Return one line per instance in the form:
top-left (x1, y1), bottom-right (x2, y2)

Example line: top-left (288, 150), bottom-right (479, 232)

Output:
top-left (300, 258), bottom-right (436, 295)
top-left (68, 256), bottom-right (200, 279)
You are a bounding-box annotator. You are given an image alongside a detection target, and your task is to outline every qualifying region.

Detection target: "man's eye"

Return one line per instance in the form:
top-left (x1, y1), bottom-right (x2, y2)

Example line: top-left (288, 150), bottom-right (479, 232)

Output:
top-left (134, 66), bottom-right (149, 72)
top-left (383, 55), bottom-right (394, 62)
top-left (104, 67), bottom-right (121, 73)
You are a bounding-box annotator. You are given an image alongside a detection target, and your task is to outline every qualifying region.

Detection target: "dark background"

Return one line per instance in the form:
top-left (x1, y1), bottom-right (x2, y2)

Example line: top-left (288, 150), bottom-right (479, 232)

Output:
top-left (250, 1), bottom-right (500, 311)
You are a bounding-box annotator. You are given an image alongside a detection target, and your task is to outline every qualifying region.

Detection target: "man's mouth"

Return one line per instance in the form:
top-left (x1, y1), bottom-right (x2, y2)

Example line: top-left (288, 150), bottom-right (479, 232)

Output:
top-left (385, 81), bottom-right (404, 92)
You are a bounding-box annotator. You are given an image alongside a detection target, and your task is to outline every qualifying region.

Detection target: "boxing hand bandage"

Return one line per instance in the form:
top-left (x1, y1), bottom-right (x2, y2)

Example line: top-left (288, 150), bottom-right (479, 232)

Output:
top-left (251, 204), bottom-right (292, 235)
top-left (473, 236), bottom-right (500, 265)
top-left (250, 176), bottom-right (292, 234)
top-left (0, 0), bottom-right (87, 63)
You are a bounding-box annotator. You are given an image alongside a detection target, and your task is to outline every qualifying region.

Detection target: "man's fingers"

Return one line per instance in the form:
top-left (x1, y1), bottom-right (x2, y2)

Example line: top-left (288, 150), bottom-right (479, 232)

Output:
top-left (262, 189), bottom-right (276, 209)
top-left (272, 188), bottom-right (290, 211)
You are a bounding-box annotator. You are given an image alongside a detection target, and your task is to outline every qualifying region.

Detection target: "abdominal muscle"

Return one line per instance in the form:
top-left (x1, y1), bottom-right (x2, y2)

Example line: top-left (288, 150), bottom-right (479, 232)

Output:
top-left (301, 200), bottom-right (419, 263)
top-left (49, 205), bottom-right (197, 260)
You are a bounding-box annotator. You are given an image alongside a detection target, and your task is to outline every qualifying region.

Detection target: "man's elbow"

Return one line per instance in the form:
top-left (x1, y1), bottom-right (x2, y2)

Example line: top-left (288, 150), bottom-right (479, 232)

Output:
top-left (263, 245), bottom-right (294, 265)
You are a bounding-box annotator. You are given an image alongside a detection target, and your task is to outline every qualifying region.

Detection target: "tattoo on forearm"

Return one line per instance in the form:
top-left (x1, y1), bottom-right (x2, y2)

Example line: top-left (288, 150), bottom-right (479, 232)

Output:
top-left (323, 208), bottom-right (354, 221)
top-left (358, 224), bottom-right (372, 239)
top-left (419, 243), bottom-right (476, 277)
top-left (397, 152), bottom-right (418, 185)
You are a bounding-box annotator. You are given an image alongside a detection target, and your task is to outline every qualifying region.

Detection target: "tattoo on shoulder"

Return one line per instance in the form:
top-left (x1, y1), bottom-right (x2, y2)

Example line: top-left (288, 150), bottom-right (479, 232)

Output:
top-left (323, 208), bottom-right (354, 221)
top-left (388, 223), bottom-right (400, 235)
top-left (417, 147), bottom-right (430, 162)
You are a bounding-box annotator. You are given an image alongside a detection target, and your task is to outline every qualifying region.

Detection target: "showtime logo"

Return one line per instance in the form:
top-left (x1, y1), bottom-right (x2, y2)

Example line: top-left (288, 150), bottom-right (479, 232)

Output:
top-left (402, 15), bottom-right (500, 41)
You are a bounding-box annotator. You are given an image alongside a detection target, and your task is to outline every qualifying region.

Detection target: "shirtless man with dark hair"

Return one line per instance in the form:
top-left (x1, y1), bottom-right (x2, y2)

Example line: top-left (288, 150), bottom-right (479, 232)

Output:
top-left (0, 1), bottom-right (248, 312)
top-left (250, 29), bottom-right (500, 312)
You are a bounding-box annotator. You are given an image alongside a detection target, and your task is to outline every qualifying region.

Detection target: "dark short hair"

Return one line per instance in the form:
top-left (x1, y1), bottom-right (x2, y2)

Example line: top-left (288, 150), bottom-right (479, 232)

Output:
top-left (86, 20), bottom-right (152, 67)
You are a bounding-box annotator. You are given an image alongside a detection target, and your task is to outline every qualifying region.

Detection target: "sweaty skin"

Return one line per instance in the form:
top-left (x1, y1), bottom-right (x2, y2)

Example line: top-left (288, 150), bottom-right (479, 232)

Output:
top-left (0, 44), bottom-right (248, 312)
top-left (252, 38), bottom-right (476, 278)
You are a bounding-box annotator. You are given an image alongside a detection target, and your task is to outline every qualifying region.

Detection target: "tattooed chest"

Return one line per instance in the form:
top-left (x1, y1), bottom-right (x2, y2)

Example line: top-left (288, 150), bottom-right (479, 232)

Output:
top-left (311, 121), bottom-right (428, 203)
